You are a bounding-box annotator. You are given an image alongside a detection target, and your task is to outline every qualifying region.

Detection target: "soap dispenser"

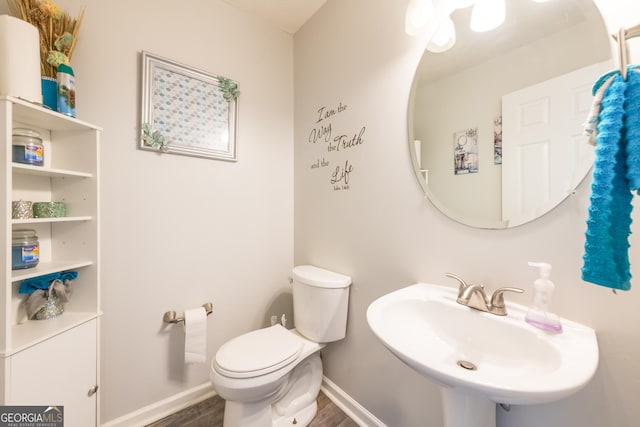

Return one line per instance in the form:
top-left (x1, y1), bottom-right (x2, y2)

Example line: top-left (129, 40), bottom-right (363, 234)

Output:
top-left (525, 262), bottom-right (562, 333)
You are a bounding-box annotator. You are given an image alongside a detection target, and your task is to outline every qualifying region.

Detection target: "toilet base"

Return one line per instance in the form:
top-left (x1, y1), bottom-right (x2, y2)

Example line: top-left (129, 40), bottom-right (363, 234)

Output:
top-left (273, 400), bottom-right (317, 427)
top-left (222, 397), bottom-right (318, 427)
top-left (223, 399), bottom-right (272, 427)
top-left (223, 399), bottom-right (268, 427)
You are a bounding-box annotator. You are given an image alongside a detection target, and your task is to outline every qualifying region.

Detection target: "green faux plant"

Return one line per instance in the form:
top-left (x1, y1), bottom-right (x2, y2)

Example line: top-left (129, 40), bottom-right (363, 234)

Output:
top-left (217, 76), bottom-right (240, 102)
top-left (141, 123), bottom-right (169, 152)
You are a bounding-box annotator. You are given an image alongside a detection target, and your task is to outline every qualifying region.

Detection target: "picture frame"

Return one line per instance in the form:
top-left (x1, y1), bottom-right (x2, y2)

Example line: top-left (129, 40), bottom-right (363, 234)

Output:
top-left (453, 127), bottom-right (478, 174)
top-left (493, 115), bottom-right (502, 165)
top-left (140, 51), bottom-right (239, 161)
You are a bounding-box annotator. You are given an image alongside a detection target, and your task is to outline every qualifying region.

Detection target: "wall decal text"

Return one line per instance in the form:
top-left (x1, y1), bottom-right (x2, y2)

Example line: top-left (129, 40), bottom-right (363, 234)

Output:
top-left (306, 101), bottom-right (366, 191)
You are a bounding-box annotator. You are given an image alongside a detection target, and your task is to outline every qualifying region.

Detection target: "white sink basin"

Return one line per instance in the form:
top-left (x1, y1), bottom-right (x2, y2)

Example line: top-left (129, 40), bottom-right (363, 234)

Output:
top-left (366, 283), bottom-right (598, 407)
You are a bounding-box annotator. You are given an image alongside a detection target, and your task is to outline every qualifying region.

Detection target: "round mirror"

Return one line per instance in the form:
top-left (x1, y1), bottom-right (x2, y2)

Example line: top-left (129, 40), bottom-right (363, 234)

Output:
top-left (408, 0), bottom-right (612, 229)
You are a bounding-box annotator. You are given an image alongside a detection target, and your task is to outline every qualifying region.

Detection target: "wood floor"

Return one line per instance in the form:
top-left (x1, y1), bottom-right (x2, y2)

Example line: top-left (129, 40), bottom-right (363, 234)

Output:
top-left (146, 391), bottom-right (359, 427)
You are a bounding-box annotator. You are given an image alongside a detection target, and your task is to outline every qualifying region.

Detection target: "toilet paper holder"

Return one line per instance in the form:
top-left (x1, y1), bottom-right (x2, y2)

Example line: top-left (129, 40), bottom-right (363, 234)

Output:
top-left (163, 302), bottom-right (213, 324)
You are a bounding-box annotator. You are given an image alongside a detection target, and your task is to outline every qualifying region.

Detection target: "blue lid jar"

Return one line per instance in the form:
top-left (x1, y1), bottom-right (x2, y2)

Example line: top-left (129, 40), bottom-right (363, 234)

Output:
top-left (12, 229), bottom-right (40, 270)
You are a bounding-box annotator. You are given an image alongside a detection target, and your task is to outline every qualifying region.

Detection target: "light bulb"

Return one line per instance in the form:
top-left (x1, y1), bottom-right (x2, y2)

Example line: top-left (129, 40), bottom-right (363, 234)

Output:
top-left (427, 16), bottom-right (456, 53)
top-left (405, 0), bottom-right (435, 36)
top-left (470, 0), bottom-right (505, 32)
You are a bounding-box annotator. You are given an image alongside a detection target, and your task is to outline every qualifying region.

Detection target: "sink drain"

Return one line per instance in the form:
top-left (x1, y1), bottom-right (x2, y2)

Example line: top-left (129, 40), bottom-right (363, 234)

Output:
top-left (457, 360), bottom-right (477, 371)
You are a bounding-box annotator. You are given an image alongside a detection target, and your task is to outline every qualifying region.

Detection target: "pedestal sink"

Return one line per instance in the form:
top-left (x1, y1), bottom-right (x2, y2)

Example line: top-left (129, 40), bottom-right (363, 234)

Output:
top-left (366, 283), bottom-right (598, 427)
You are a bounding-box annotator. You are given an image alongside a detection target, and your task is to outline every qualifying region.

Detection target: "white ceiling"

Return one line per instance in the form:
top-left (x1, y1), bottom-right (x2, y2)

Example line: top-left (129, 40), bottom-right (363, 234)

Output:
top-left (222, 0), bottom-right (328, 34)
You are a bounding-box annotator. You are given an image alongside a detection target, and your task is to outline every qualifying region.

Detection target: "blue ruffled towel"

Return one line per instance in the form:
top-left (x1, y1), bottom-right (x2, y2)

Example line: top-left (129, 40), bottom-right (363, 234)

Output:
top-left (19, 271), bottom-right (78, 294)
top-left (582, 69), bottom-right (640, 291)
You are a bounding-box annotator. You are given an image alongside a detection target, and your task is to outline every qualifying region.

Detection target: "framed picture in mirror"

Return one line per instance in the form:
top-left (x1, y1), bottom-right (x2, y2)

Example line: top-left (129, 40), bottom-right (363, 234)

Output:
top-left (453, 127), bottom-right (478, 175)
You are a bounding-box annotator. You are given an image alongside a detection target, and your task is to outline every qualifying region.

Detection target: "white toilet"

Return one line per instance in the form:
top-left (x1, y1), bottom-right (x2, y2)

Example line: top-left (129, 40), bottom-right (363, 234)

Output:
top-left (210, 265), bottom-right (352, 427)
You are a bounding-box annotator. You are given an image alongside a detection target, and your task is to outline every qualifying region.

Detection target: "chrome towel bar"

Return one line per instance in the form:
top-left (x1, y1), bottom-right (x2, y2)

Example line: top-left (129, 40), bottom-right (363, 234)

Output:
top-left (163, 302), bottom-right (213, 324)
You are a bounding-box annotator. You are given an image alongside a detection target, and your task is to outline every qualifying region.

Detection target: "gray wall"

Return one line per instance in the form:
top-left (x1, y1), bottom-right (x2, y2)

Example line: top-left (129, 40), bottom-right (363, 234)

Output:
top-left (294, 0), bottom-right (640, 426)
top-left (0, 0), bottom-right (294, 423)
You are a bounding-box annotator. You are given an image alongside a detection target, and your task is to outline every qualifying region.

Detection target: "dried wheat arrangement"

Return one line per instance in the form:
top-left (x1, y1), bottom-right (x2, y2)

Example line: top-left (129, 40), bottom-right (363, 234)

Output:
top-left (7, 0), bottom-right (84, 77)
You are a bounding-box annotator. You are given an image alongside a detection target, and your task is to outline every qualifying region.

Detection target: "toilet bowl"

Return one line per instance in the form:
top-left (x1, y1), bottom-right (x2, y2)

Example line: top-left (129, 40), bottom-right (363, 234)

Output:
top-left (211, 325), bottom-right (324, 427)
top-left (210, 265), bottom-right (351, 427)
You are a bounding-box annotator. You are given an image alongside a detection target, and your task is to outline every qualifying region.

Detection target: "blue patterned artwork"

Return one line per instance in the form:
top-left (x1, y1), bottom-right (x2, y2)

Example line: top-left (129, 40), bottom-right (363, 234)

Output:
top-left (140, 51), bottom-right (239, 161)
top-left (152, 69), bottom-right (229, 150)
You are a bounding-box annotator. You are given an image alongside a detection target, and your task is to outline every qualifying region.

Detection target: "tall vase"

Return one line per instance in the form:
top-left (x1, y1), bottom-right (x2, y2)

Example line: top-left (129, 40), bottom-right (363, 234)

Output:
top-left (41, 76), bottom-right (57, 111)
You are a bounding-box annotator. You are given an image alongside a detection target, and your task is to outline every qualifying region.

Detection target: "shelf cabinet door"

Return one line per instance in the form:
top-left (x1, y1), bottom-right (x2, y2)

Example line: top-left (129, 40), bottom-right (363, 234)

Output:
top-left (7, 319), bottom-right (97, 427)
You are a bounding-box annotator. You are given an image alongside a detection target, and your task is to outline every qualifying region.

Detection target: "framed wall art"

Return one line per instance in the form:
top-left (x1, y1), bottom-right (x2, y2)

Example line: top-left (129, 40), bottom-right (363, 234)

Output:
top-left (453, 127), bottom-right (478, 174)
top-left (493, 115), bottom-right (502, 165)
top-left (140, 51), bottom-right (239, 161)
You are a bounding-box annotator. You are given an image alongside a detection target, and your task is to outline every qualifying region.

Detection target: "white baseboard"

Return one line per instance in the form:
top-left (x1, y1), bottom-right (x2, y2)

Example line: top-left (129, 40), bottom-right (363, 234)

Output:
top-left (100, 382), bottom-right (216, 427)
top-left (321, 376), bottom-right (387, 427)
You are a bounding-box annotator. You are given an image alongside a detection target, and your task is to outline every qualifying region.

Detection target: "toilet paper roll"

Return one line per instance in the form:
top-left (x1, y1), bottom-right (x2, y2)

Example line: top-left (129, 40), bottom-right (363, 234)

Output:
top-left (184, 307), bottom-right (207, 364)
top-left (0, 15), bottom-right (42, 103)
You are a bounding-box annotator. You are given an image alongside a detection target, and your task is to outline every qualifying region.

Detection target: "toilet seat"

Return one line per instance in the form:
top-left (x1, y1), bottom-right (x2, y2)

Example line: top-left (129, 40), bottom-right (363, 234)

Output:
top-left (215, 325), bottom-right (303, 379)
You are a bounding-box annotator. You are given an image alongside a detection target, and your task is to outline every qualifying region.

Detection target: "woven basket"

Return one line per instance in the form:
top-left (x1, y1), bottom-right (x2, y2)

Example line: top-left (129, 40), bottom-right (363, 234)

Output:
top-left (33, 281), bottom-right (64, 320)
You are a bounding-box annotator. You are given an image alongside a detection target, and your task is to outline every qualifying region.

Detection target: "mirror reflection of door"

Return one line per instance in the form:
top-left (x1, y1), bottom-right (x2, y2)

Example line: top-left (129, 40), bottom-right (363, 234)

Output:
top-left (501, 61), bottom-right (611, 227)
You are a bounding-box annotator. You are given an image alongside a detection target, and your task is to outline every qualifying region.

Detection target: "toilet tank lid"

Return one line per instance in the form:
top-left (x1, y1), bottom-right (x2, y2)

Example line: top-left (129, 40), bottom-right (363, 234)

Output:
top-left (292, 265), bottom-right (351, 289)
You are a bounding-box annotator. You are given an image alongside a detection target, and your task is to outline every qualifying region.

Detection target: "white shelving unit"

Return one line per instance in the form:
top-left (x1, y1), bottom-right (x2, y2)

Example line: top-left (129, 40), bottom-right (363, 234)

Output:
top-left (0, 96), bottom-right (100, 426)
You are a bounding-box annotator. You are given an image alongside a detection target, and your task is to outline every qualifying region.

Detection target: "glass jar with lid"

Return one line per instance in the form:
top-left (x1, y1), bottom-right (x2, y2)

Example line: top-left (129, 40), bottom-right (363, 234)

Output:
top-left (12, 128), bottom-right (44, 166)
top-left (12, 229), bottom-right (40, 269)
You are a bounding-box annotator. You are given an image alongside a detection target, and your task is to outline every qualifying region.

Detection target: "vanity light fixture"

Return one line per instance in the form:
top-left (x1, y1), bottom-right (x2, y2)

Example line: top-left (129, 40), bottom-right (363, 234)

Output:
top-left (406, 0), bottom-right (550, 48)
top-left (470, 0), bottom-right (506, 32)
top-left (405, 0), bottom-right (435, 36)
top-left (426, 15), bottom-right (456, 52)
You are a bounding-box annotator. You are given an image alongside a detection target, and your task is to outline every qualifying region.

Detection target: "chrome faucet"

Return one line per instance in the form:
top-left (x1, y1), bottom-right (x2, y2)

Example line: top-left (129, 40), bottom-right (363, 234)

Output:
top-left (445, 273), bottom-right (523, 316)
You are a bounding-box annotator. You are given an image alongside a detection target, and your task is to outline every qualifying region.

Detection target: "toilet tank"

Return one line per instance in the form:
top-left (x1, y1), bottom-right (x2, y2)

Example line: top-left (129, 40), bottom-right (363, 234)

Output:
top-left (292, 265), bottom-right (352, 343)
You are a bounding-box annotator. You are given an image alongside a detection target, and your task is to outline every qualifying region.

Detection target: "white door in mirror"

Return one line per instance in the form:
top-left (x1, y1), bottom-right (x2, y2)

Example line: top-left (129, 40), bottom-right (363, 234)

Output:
top-left (501, 60), bottom-right (610, 227)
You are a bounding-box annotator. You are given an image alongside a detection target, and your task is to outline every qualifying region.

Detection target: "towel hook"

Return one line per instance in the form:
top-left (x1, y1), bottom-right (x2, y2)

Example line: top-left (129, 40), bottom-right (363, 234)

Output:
top-left (612, 24), bottom-right (640, 81)
top-left (617, 27), bottom-right (629, 80)
top-left (163, 302), bottom-right (213, 324)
